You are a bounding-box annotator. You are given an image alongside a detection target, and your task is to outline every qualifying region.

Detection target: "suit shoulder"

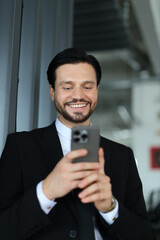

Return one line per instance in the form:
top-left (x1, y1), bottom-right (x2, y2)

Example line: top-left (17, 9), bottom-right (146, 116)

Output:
top-left (100, 135), bottom-right (132, 152)
top-left (7, 123), bottom-right (55, 141)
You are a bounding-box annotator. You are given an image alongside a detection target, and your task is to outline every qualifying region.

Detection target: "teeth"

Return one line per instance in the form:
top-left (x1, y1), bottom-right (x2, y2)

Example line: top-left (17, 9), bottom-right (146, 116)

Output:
top-left (69, 104), bottom-right (86, 108)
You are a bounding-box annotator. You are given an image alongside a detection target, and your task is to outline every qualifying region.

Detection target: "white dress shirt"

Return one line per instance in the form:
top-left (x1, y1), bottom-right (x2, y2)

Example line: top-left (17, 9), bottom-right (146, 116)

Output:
top-left (36, 118), bottom-right (119, 239)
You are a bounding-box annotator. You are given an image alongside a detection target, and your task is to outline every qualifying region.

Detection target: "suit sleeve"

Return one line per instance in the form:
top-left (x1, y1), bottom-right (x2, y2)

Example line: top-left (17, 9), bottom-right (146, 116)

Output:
top-left (0, 135), bottom-right (51, 240)
top-left (96, 147), bottom-right (154, 240)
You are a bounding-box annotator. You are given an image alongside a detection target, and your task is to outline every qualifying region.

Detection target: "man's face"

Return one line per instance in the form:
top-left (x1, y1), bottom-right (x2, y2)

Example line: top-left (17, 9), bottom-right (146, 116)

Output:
top-left (49, 62), bottom-right (99, 128)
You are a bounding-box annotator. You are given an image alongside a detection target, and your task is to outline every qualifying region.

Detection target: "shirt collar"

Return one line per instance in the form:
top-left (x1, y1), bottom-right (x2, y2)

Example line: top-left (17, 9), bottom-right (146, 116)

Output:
top-left (55, 118), bottom-right (71, 141)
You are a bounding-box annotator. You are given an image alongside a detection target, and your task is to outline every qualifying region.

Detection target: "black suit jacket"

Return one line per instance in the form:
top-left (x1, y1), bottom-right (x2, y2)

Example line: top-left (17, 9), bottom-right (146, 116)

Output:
top-left (0, 122), bottom-right (153, 240)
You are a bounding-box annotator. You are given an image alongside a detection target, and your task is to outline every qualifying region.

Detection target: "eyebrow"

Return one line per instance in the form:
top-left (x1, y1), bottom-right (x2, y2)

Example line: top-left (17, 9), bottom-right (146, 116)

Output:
top-left (59, 81), bottom-right (73, 86)
top-left (83, 81), bottom-right (96, 85)
top-left (59, 80), bottom-right (96, 86)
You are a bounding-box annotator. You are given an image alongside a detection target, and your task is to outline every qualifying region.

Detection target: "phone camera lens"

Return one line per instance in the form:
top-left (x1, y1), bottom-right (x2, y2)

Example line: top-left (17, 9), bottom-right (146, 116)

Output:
top-left (82, 134), bottom-right (87, 140)
top-left (81, 130), bottom-right (88, 142)
top-left (74, 137), bottom-right (80, 143)
top-left (74, 130), bottom-right (80, 135)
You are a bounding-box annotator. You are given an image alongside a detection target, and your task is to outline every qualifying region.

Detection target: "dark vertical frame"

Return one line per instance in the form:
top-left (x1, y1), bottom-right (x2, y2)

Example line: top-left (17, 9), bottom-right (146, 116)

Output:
top-left (8, 0), bottom-right (23, 133)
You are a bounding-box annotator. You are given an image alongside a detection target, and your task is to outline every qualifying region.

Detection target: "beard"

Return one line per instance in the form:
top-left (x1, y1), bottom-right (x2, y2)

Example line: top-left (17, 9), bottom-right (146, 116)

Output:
top-left (54, 98), bottom-right (96, 124)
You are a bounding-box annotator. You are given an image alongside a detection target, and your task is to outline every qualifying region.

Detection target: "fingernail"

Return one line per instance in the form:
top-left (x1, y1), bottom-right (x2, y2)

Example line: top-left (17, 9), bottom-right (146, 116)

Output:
top-left (82, 149), bottom-right (87, 154)
top-left (79, 182), bottom-right (83, 188)
top-left (78, 193), bottom-right (83, 197)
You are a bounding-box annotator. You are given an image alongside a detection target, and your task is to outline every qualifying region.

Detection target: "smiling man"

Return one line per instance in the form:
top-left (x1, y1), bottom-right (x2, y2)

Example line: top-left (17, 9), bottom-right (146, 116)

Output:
top-left (0, 48), bottom-right (153, 240)
top-left (49, 62), bottom-right (98, 126)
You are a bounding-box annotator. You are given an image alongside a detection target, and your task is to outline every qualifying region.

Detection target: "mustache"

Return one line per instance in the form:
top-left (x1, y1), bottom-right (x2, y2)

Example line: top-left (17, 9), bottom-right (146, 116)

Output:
top-left (64, 99), bottom-right (91, 105)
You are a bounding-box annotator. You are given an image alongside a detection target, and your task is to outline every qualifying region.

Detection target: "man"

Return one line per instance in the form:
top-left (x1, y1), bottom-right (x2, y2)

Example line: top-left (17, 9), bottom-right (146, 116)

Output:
top-left (0, 48), bottom-right (153, 239)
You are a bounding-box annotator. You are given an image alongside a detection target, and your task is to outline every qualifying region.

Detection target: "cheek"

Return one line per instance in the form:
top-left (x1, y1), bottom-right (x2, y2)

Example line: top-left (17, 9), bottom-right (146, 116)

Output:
top-left (92, 94), bottom-right (98, 107)
top-left (88, 91), bottom-right (98, 102)
top-left (55, 91), bottom-right (70, 103)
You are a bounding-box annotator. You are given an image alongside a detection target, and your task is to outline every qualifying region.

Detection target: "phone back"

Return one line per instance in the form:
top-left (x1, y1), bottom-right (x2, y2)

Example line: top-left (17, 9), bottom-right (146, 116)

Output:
top-left (71, 126), bottom-right (100, 163)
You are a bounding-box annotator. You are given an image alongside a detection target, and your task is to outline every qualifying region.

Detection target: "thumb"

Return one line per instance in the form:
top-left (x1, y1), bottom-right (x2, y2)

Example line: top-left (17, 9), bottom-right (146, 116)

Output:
top-left (98, 147), bottom-right (105, 174)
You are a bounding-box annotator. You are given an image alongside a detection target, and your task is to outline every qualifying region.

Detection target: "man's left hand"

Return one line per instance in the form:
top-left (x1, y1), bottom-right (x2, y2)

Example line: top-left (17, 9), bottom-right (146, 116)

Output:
top-left (78, 148), bottom-right (113, 212)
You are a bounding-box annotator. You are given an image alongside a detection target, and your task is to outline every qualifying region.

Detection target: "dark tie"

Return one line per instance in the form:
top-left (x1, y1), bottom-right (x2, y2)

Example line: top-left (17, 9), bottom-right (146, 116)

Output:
top-left (73, 189), bottom-right (95, 240)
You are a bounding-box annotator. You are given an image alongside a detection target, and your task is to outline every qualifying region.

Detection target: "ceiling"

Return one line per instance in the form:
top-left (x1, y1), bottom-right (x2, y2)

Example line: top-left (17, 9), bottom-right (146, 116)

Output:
top-left (73, 0), bottom-right (156, 74)
top-left (73, 0), bottom-right (130, 51)
top-left (72, 0), bottom-right (160, 143)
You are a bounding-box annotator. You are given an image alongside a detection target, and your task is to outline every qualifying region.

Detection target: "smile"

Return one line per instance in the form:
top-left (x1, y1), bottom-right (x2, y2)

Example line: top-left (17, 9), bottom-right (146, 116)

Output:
top-left (68, 103), bottom-right (87, 108)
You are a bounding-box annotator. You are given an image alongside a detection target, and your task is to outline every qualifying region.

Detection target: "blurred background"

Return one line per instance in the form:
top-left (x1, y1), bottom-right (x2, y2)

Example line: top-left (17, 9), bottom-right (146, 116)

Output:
top-left (0, 0), bottom-right (160, 237)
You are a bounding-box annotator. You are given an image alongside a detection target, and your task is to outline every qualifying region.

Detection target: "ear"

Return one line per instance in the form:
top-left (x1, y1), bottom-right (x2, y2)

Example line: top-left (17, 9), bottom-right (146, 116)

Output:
top-left (49, 85), bottom-right (55, 101)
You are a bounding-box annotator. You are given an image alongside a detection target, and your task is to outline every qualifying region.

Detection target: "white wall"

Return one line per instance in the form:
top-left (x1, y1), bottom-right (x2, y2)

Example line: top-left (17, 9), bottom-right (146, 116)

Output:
top-left (132, 80), bottom-right (160, 204)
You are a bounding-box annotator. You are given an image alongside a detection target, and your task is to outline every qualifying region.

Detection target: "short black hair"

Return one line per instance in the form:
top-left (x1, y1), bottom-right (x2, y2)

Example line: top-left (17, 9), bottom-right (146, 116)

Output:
top-left (47, 48), bottom-right (102, 89)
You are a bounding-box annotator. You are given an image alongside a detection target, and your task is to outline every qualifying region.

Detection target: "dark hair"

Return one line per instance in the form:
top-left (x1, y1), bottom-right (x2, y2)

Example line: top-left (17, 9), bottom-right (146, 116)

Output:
top-left (47, 48), bottom-right (102, 89)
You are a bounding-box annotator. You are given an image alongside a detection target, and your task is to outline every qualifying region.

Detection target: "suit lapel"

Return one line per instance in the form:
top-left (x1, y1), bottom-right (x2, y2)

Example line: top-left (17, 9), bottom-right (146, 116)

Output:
top-left (100, 136), bottom-right (111, 176)
top-left (38, 125), bottom-right (111, 172)
top-left (37, 123), bottom-right (82, 223)
top-left (37, 122), bottom-right (63, 172)
top-left (37, 128), bottom-right (112, 181)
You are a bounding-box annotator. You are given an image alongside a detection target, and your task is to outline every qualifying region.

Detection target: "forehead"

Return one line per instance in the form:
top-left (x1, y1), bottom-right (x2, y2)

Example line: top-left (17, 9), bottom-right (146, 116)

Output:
top-left (55, 63), bottom-right (96, 81)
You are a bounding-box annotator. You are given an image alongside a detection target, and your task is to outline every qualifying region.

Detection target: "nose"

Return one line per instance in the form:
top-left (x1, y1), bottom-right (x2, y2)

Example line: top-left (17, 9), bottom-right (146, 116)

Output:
top-left (72, 87), bottom-right (84, 99)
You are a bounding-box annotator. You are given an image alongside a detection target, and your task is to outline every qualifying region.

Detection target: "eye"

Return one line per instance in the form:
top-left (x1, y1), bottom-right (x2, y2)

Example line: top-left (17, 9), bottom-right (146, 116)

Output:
top-left (64, 87), bottom-right (72, 91)
top-left (84, 86), bottom-right (92, 90)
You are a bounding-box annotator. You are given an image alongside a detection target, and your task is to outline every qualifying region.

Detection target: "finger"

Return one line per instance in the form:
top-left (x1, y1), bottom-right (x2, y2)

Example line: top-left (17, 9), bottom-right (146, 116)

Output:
top-left (78, 175), bottom-right (110, 196)
top-left (71, 161), bottom-right (100, 173)
top-left (78, 173), bottom-right (110, 189)
top-left (80, 191), bottom-right (112, 204)
top-left (78, 172), bottom-right (99, 189)
top-left (78, 182), bottom-right (100, 199)
top-left (70, 179), bottom-right (82, 191)
top-left (70, 170), bottom-right (96, 181)
top-left (99, 148), bottom-right (104, 164)
top-left (79, 186), bottom-right (111, 203)
top-left (79, 180), bottom-right (112, 203)
top-left (98, 148), bottom-right (105, 174)
top-left (80, 191), bottom-right (103, 203)
top-left (64, 149), bottom-right (88, 163)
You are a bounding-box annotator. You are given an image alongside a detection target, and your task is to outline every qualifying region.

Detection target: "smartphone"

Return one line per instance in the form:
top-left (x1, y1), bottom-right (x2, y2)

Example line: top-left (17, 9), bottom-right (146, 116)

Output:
top-left (71, 126), bottom-right (100, 163)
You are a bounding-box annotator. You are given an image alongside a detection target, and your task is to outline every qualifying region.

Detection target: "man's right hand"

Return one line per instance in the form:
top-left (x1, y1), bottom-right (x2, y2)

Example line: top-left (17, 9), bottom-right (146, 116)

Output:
top-left (42, 149), bottom-right (100, 200)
